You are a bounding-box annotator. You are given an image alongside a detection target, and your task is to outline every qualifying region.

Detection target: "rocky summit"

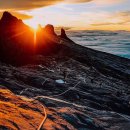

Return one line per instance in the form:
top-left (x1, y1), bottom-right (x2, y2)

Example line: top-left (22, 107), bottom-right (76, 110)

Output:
top-left (0, 12), bottom-right (130, 130)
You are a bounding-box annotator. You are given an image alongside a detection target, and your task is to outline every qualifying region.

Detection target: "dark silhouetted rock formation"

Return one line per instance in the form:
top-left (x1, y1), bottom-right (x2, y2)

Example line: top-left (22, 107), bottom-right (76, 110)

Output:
top-left (0, 12), bottom-right (60, 65)
top-left (0, 12), bottom-right (34, 65)
top-left (36, 24), bottom-right (59, 56)
top-left (0, 11), bottom-right (17, 23)
top-left (61, 28), bottom-right (67, 38)
top-left (0, 11), bottom-right (29, 33)
top-left (44, 24), bottom-right (57, 36)
top-left (60, 28), bottom-right (73, 42)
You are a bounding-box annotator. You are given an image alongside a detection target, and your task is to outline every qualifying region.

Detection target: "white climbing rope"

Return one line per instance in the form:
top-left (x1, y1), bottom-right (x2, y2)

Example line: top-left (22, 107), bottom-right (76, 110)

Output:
top-left (19, 81), bottom-right (81, 130)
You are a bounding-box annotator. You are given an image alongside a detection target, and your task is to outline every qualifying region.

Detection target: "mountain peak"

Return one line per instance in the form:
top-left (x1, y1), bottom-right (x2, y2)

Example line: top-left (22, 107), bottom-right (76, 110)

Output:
top-left (1, 11), bottom-right (18, 22)
top-left (3, 11), bottom-right (12, 17)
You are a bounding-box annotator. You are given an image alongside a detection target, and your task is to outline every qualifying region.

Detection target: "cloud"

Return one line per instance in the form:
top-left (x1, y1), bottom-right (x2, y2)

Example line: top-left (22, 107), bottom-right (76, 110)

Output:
top-left (64, 0), bottom-right (92, 3)
top-left (22, 7), bottom-right (130, 30)
top-left (91, 22), bottom-right (127, 26)
top-left (91, 11), bottom-right (130, 26)
top-left (55, 26), bottom-right (73, 30)
top-left (0, 0), bottom-right (60, 10)
top-left (0, 0), bottom-right (128, 30)
top-left (0, 0), bottom-right (123, 11)
top-left (0, 0), bottom-right (93, 10)
top-left (92, 0), bottom-right (124, 5)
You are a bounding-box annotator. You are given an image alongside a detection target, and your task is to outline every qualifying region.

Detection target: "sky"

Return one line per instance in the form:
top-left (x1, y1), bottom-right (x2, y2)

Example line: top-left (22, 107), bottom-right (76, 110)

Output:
top-left (0, 0), bottom-right (130, 30)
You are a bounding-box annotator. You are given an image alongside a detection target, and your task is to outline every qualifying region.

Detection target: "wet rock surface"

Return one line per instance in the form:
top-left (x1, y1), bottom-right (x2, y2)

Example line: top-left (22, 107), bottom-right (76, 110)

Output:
top-left (0, 54), bottom-right (130, 130)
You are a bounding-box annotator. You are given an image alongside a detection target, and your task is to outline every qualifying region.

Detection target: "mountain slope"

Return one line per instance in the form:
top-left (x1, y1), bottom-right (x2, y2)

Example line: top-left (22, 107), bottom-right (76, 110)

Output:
top-left (0, 11), bottom-right (130, 130)
top-left (0, 54), bottom-right (130, 130)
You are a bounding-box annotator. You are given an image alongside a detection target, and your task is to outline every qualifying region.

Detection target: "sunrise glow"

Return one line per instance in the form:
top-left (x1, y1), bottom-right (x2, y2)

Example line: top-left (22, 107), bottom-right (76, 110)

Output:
top-left (33, 30), bottom-right (37, 46)
top-left (0, 0), bottom-right (130, 31)
top-left (25, 17), bottom-right (39, 30)
top-left (1, 1), bottom-right (130, 130)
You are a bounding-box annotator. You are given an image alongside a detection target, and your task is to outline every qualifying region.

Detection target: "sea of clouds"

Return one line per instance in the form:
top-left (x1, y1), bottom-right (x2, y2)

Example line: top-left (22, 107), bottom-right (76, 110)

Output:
top-left (67, 30), bottom-right (130, 59)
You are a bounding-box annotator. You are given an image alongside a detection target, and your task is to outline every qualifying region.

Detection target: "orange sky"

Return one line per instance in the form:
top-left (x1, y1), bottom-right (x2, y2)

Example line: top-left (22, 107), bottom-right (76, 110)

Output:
top-left (0, 0), bottom-right (130, 30)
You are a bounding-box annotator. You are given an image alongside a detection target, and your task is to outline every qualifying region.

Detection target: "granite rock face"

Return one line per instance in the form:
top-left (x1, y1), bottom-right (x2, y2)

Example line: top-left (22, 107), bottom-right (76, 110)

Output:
top-left (0, 53), bottom-right (130, 130)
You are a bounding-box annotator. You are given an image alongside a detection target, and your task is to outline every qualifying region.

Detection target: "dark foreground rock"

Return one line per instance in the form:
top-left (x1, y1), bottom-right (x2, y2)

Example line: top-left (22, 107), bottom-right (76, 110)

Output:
top-left (0, 53), bottom-right (130, 130)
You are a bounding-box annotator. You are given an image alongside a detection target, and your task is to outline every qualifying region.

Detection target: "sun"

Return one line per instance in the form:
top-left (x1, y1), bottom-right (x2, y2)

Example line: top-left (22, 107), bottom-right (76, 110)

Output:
top-left (24, 18), bottom-right (40, 46)
top-left (32, 24), bottom-right (38, 31)
top-left (24, 18), bottom-right (39, 30)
